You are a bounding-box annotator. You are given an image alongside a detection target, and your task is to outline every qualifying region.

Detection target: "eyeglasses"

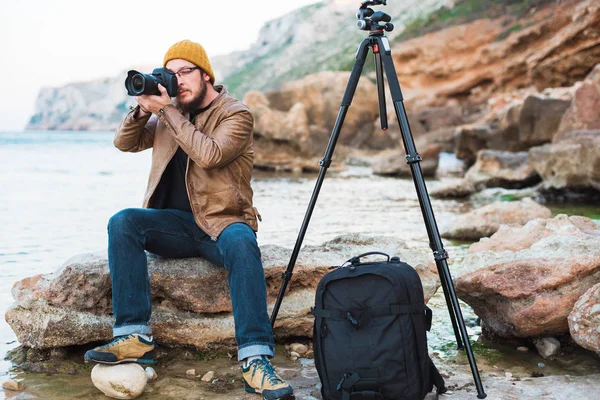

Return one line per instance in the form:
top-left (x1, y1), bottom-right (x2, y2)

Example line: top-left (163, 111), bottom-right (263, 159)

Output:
top-left (170, 66), bottom-right (200, 78)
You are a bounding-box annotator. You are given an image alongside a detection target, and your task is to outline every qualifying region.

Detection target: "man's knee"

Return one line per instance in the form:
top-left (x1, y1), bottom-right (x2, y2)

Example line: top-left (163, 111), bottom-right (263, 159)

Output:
top-left (108, 208), bottom-right (142, 236)
top-left (219, 223), bottom-right (259, 254)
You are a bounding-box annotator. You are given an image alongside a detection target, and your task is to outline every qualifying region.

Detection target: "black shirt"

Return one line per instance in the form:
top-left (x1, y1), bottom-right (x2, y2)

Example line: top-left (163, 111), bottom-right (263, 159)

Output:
top-left (150, 105), bottom-right (210, 212)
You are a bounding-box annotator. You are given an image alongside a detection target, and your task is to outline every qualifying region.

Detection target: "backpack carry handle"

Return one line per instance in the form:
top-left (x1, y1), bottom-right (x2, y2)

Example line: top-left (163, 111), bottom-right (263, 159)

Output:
top-left (347, 251), bottom-right (390, 265)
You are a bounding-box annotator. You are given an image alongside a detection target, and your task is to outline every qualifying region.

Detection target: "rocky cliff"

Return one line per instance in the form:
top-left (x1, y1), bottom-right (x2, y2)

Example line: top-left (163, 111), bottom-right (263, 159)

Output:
top-left (25, 0), bottom-right (453, 131)
top-left (27, 75), bottom-right (138, 131)
top-left (25, 0), bottom-right (599, 135)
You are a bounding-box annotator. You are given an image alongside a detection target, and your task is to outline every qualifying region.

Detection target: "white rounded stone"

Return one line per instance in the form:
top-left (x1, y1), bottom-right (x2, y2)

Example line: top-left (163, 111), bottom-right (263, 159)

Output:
top-left (91, 363), bottom-right (148, 399)
top-left (145, 366), bottom-right (158, 381)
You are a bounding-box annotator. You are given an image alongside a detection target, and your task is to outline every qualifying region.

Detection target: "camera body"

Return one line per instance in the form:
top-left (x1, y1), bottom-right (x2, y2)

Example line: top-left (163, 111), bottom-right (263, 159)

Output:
top-left (125, 68), bottom-right (178, 97)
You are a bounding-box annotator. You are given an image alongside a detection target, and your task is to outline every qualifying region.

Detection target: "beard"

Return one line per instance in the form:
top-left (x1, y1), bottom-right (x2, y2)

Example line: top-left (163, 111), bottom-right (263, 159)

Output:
top-left (178, 79), bottom-right (207, 115)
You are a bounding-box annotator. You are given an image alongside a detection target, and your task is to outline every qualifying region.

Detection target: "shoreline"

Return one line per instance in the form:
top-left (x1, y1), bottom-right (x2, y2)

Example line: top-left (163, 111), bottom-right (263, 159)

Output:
top-left (3, 338), bottom-right (600, 399)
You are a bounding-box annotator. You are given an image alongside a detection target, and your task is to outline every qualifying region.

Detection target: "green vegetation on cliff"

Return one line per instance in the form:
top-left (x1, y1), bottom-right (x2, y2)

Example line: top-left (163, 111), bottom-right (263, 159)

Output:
top-left (395, 0), bottom-right (555, 43)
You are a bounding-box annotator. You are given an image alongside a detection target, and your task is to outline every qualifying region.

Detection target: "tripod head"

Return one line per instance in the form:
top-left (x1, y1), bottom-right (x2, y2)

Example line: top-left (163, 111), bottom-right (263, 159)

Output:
top-left (356, 0), bottom-right (394, 32)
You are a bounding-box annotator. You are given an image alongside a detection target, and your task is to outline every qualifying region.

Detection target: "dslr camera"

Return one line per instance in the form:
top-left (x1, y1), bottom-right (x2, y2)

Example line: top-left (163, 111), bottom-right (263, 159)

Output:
top-left (125, 68), bottom-right (178, 97)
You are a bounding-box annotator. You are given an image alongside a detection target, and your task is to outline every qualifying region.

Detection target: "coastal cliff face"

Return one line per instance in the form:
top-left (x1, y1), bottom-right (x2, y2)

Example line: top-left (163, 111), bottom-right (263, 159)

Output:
top-left (22, 0), bottom-right (453, 131)
top-left (27, 76), bottom-right (137, 131)
top-left (25, 0), bottom-right (600, 133)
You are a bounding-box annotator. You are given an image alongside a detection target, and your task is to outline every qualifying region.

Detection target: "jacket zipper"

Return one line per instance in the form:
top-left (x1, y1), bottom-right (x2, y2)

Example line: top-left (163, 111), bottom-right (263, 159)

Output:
top-left (179, 116), bottom-right (218, 242)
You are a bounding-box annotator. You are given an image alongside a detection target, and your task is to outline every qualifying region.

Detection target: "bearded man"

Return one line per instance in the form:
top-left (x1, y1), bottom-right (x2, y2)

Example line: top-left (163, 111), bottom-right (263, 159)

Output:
top-left (84, 40), bottom-right (293, 400)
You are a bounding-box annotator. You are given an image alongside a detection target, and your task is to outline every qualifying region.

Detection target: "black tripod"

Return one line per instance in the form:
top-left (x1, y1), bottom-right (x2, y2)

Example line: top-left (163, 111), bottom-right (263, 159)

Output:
top-left (270, 1), bottom-right (486, 398)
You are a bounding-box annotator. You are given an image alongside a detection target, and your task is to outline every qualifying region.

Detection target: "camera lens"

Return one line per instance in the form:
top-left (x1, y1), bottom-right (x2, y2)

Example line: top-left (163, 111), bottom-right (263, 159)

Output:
top-left (125, 70), bottom-right (160, 96)
top-left (132, 75), bottom-right (144, 91)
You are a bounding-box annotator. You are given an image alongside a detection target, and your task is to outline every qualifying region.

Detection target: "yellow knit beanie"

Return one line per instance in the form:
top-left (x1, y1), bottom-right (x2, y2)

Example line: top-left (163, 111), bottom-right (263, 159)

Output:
top-left (163, 40), bottom-right (215, 84)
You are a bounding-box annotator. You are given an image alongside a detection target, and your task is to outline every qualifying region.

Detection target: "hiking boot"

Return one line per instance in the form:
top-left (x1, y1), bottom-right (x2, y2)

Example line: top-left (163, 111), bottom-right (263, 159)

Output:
top-left (84, 334), bottom-right (155, 365)
top-left (242, 356), bottom-right (294, 400)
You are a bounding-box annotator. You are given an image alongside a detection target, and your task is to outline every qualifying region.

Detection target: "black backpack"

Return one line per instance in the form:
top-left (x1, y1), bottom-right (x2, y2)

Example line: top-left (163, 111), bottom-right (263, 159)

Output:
top-left (311, 252), bottom-right (446, 400)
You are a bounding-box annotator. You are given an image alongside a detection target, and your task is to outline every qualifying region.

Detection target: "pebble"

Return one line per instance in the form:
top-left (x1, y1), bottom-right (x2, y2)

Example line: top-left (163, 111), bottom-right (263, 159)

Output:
top-left (535, 337), bottom-right (561, 359)
top-left (505, 372), bottom-right (513, 378)
top-left (290, 351), bottom-right (300, 361)
top-left (201, 371), bottom-right (215, 382)
top-left (2, 380), bottom-right (24, 391)
top-left (290, 343), bottom-right (309, 354)
top-left (517, 346), bottom-right (529, 352)
top-left (145, 366), bottom-right (158, 381)
top-left (186, 368), bottom-right (196, 376)
top-left (538, 363), bottom-right (546, 368)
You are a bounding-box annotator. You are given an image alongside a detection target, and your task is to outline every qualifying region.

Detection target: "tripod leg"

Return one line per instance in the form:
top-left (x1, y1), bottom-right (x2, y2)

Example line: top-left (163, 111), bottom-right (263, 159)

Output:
top-left (270, 38), bottom-right (372, 327)
top-left (437, 260), bottom-right (464, 349)
top-left (375, 36), bottom-right (487, 399)
top-left (371, 37), bottom-right (462, 347)
top-left (374, 50), bottom-right (388, 131)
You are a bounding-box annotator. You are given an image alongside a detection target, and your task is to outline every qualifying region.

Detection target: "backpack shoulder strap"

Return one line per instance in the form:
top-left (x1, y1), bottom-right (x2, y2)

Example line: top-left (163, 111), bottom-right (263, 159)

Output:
top-left (429, 357), bottom-right (447, 395)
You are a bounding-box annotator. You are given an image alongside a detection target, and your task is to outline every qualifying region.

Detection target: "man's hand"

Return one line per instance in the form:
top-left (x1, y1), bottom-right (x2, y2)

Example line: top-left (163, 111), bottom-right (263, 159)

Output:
top-left (135, 84), bottom-right (172, 115)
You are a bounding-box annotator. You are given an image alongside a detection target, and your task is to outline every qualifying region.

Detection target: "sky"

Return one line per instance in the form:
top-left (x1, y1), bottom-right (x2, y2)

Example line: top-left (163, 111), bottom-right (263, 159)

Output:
top-left (0, 0), bottom-right (320, 131)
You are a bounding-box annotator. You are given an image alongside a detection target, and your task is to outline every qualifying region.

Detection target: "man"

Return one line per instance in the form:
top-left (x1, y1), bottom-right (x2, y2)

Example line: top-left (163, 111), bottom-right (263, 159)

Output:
top-left (84, 39), bottom-right (294, 400)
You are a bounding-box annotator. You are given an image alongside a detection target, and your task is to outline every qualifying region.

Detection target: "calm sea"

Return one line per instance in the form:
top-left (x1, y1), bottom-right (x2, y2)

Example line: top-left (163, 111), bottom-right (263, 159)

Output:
top-left (1, 130), bottom-right (597, 393)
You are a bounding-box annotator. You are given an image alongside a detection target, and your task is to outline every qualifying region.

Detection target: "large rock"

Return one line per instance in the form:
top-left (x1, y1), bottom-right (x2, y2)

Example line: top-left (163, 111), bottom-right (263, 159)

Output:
top-left (469, 214), bottom-right (599, 254)
top-left (244, 91), bottom-right (311, 155)
top-left (518, 94), bottom-right (572, 147)
top-left (430, 178), bottom-right (476, 199)
top-left (264, 71), bottom-right (379, 151)
top-left (465, 150), bottom-right (541, 189)
top-left (568, 283), bottom-right (600, 354)
top-left (555, 64), bottom-right (600, 141)
top-left (5, 234), bottom-right (440, 349)
top-left (529, 130), bottom-right (600, 191)
top-left (453, 90), bottom-right (574, 164)
top-left (441, 198), bottom-right (551, 240)
top-left (454, 215), bottom-right (600, 338)
top-left (244, 91), bottom-right (328, 173)
top-left (371, 144), bottom-right (443, 177)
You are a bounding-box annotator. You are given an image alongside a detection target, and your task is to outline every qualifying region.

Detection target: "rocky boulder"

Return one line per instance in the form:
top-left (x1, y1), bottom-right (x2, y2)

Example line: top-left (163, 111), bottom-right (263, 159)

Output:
top-left (5, 234), bottom-right (440, 350)
top-left (440, 198), bottom-right (551, 240)
top-left (555, 64), bottom-right (600, 141)
top-left (264, 71), bottom-right (380, 151)
top-left (244, 91), bottom-right (330, 173)
top-left (529, 130), bottom-right (600, 191)
top-left (244, 91), bottom-right (311, 155)
top-left (430, 178), bottom-right (476, 199)
top-left (568, 283), bottom-right (600, 355)
top-left (371, 144), bottom-right (443, 177)
top-left (465, 150), bottom-right (541, 189)
top-left (454, 215), bottom-right (600, 338)
top-left (454, 90), bottom-right (573, 164)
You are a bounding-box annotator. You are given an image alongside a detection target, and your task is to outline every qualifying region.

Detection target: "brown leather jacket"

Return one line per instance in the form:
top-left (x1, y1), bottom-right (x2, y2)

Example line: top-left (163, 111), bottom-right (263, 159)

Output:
top-left (114, 86), bottom-right (259, 239)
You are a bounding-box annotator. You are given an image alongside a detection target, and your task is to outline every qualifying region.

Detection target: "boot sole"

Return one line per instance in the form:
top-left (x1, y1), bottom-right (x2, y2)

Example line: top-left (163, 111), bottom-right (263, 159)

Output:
top-left (244, 382), bottom-right (295, 400)
top-left (84, 355), bottom-right (154, 365)
top-left (84, 348), bottom-right (155, 365)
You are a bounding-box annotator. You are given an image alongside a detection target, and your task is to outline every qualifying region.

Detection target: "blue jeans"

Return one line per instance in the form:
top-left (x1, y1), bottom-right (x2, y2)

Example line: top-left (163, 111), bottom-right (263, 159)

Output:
top-left (107, 208), bottom-right (274, 361)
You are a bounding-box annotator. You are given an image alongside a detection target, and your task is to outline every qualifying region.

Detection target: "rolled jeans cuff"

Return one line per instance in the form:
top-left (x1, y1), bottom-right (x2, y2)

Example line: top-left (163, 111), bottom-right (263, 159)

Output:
top-left (113, 324), bottom-right (153, 337)
top-left (238, 343), bottom-right (274, 361)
